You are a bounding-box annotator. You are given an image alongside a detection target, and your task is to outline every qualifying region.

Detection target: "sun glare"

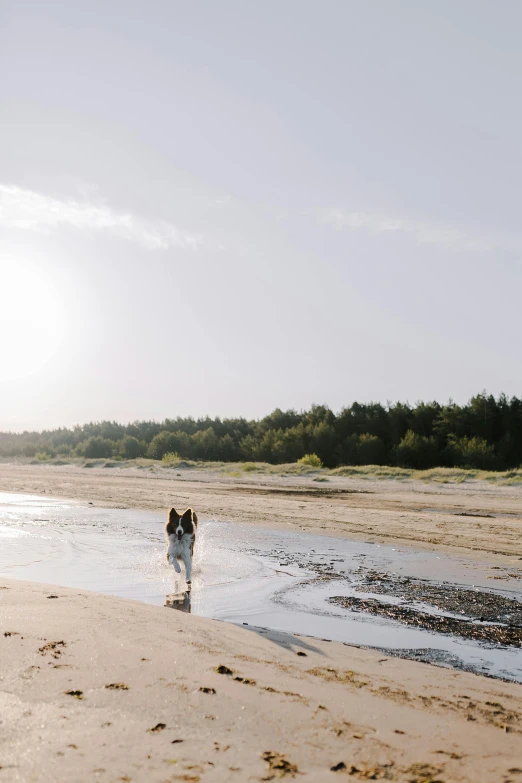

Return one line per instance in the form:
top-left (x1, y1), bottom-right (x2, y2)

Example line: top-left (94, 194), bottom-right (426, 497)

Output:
top-left (0, 258), bottom-right (65, 381)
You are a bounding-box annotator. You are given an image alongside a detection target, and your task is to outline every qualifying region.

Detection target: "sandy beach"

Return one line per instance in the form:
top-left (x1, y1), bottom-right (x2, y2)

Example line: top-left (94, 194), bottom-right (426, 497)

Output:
top-left (1, 463), bottom-right (521, 782)
top-left (5, 0), bottom-right (522, 779)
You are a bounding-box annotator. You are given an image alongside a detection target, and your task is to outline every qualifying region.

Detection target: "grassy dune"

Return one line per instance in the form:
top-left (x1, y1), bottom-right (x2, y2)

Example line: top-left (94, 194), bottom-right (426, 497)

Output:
top-left (2, 455), bottom-right (521, 485)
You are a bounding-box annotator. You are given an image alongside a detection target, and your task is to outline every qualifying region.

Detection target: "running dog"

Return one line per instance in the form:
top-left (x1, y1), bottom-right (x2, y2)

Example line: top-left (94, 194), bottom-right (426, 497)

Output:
top-left (166, 507), bottom-right (197, 585)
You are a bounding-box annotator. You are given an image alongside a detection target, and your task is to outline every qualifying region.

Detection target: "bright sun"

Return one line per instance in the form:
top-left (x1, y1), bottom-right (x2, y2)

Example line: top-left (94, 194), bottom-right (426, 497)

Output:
top-left (0, 258), bottom-right (65, 381)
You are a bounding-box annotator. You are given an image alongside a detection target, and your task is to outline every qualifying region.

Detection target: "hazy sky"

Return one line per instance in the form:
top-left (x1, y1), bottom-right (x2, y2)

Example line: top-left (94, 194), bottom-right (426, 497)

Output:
top-left (1, 1), bottom-right (521, 431)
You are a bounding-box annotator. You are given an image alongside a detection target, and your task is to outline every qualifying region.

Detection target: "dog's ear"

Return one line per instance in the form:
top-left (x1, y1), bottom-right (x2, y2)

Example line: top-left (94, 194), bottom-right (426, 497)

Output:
top-left (182, 508), bottom-right (192, 519)
top-left (169, 508), bottom-right (179, 521)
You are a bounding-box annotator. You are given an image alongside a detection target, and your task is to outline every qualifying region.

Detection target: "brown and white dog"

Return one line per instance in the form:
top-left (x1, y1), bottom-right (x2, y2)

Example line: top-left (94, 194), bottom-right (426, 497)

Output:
top-left (166, 508), bottom-right (198, 584)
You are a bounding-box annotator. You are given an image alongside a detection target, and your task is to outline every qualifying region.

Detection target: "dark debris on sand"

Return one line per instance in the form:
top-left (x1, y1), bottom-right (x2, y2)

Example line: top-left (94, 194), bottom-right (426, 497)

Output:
top-left (354, 570), bottom-right (522, 625)
top-left (261, 751), bottom-right (298, 779)
top-left (330, 570), bottom-right (522, 648)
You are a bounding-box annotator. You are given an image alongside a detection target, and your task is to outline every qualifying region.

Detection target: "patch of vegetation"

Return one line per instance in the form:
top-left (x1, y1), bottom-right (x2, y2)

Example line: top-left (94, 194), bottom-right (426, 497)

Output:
top-left (273, 462), bottom-right (317, 475)
top-left (34, 451), bottom-right (52, 461)
top-left (501, 473), bottom-right (522, 485)
top-left (161, 452), bottom-right (198, 469)
top-left (417, 467), bottom-right (476, 483)
top-left (298, 453), bottom-right (323, 468)
top-left (162, 451), bottom-right (182, 465)
top-left (330, 465), bottom-right (412, 480)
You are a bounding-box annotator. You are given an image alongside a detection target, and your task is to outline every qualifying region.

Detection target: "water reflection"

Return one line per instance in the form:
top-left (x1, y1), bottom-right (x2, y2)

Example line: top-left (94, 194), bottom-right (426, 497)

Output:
top-left (165, 590), bottom-right (192, 613)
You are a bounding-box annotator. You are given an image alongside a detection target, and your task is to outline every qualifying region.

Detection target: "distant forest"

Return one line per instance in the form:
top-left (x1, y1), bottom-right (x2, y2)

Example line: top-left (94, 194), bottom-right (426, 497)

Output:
top-left (1, 393), bottom-right (522, 471)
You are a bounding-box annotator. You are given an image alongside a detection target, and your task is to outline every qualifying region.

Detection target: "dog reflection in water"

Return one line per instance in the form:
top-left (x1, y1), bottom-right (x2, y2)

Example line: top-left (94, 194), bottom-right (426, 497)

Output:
top-left (165, 590), bottom-right (192, 613)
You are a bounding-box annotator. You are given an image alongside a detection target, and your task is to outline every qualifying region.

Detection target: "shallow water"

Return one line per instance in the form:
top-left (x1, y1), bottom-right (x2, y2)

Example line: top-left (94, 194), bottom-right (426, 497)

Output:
top-left (1, 492), bottom-right (521, 682)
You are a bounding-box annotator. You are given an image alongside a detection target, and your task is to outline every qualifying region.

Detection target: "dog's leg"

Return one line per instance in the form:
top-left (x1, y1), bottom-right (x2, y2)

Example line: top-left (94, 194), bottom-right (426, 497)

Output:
top-left (167, 546), bottom-right (182, 573)
top-left (182, 551), bottom-right (192, 583)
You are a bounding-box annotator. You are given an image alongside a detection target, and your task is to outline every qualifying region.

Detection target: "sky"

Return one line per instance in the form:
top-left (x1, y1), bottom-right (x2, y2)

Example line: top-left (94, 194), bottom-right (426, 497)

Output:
top-left (1, 0), bottom-right (521, 431)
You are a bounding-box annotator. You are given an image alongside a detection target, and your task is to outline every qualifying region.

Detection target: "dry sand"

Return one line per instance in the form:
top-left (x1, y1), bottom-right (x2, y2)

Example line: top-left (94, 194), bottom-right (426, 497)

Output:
top-left (2, 579), bottom-right (522, 783)
top-left (1, 463), bottom-right (522, 781)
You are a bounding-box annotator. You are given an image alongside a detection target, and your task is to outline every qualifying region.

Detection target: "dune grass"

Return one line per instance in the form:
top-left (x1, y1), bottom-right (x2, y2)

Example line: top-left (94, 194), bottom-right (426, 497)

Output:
top-left (330, 465), bottom-right (413, 480)
top-left (330, 464), bottom-right (522, 484)
top-left (2, 455), bottom-right (522, 485)
top-left (157, 460), bottom-right (522, 484)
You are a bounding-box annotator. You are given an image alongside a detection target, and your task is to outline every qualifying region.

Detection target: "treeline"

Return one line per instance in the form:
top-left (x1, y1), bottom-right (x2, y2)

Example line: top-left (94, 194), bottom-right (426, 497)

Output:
top-left (1, 393), bottom-right (522, 470)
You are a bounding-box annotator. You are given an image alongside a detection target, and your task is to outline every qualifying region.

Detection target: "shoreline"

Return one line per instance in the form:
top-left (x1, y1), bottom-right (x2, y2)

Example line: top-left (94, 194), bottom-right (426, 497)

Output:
top-left (0, 461), bottom-right (521, 563)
